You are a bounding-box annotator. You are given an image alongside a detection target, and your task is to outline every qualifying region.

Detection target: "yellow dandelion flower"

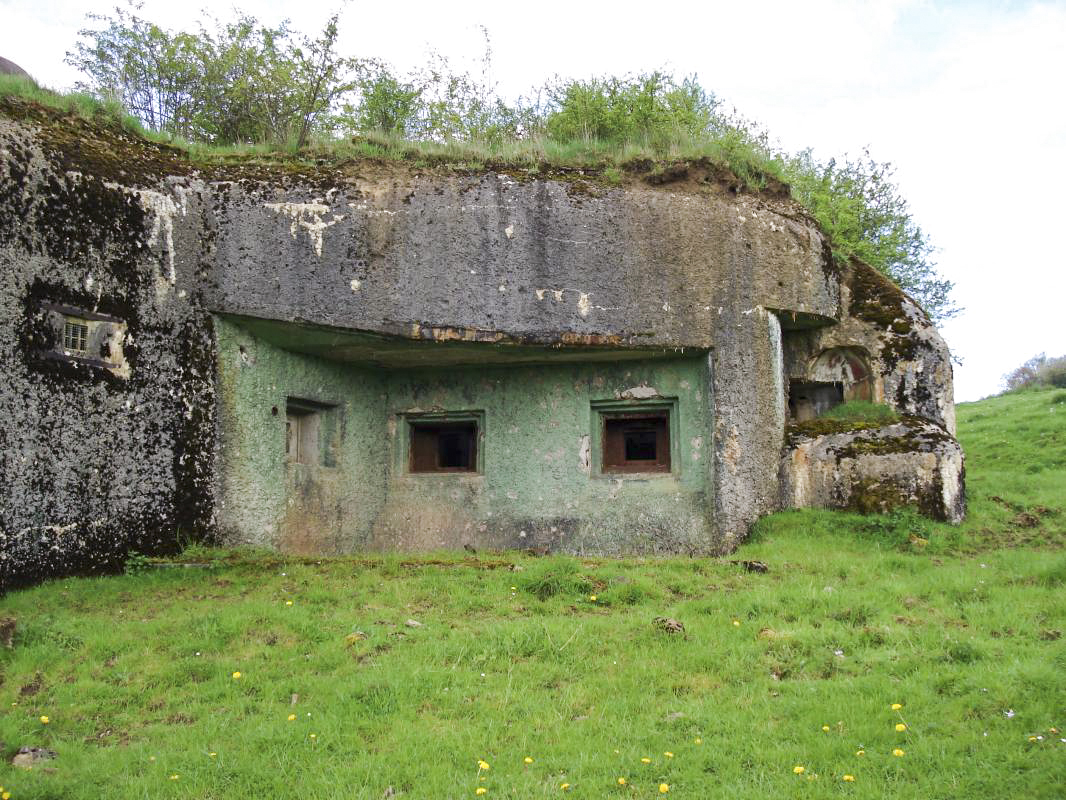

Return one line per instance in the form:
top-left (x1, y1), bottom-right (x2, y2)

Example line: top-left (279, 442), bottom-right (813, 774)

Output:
top-left (892, 748), bottom-right (904, 757)
top-left (510, 586), bottom-right (517, 591)
top-left (476, 789), bottom-right (487, 796)
top-left (524, 757), bottom-right (533, 764)
top-left (169, 775), bottom-right (180, 780)
top-left (895, 723), bottom-right (907, 732)
top-left (793, 765), bottom-right (805, 774)
top-left (560, 783), bottom-right (570, 791)
top-left (2, 792), bottom-right (8, 800)
top-left (285, 600), bottom-right (293, 606)
top-left (288, 714), bottom-right (296, 721)
top-left (822, 725), bottom-right (830, 732)
top-left (232, 671), bottom-right (242, 680)
top-left (39, 715), bottom-right (50, 724)
top-left (694, 737), bottom-right (702, 744)
top-left (310, 733), bottom-right (317, 740)
top-left (664, 751), bottom-right (674, 758)
top-left (209, 752), bottom-right (217, 758)
top-left (659, 783), bottom-right (670, 793)
top-left (590, 595), bottom-right (597, 602)
top-left (1028, 736), bottom-right (1037, 742)
top-left (618, 777), bottom-right (627, 785)
top-left (855, 750), bottom-right (865, 757)
top-left (842, 775), bottom-right (855, 782)
top-left (732, 619), bottom-right (741, 626)
top-left (478, 760), bottom-right (491, 771)
top-left (641, 757), bottom-right (652, 763)
top-left (891, 703), bottom-right (902, 711)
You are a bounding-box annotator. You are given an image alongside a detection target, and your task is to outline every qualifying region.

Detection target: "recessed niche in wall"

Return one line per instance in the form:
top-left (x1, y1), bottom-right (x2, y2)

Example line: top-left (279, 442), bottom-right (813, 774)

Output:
top-left (285, 398), bottom-right (338, 467)
top-left (405, 412), bottom-right (483, 474)
top-left (39, 302), bottom-right (129, 378)
top-left (788, 380), bottom-right (844, 422)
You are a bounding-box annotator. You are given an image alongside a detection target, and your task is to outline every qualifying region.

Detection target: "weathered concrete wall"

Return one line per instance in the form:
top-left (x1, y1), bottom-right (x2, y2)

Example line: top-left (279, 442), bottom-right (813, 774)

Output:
top-left (207, 170), bottom-right (837, 351)
top-left (215, 318), bottom-right (388, 553)
top-left (0, 108), bottom-right (217, 590)
top-left (374, 356), bottom-right (713, 554)
top-left (215, 318), bottom-right (714, 554)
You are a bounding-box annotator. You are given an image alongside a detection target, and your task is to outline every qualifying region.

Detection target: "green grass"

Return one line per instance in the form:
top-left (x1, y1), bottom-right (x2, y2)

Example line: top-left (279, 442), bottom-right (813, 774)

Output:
top-left (0, 389), bottom-right (1063, 798)
top-left (818, 401), bottom-right (900, 426)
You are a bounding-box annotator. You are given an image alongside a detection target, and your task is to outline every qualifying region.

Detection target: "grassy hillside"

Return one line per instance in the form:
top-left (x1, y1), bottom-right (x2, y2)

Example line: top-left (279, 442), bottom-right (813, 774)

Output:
top-left (0, 390), bottom-right (1063, 799)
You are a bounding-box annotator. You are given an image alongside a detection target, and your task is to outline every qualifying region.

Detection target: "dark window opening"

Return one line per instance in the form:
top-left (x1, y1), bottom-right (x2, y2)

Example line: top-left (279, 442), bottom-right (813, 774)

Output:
top-left (410, 421), bottom-right (478, 473)
top-left (603, 414), bottom-right (670, 473)
top-left (788, 381), bottom-right (844, 422)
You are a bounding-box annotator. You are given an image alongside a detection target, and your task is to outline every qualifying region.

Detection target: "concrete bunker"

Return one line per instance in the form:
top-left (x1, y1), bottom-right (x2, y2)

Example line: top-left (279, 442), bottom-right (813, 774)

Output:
top-left (0, 95), bottom-right (965, 586)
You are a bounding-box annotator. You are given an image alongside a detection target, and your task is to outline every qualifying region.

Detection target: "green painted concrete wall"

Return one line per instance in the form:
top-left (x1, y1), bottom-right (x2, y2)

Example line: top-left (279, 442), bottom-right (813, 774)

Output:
top-left (217, 318), bottom-right (715, 554)
top-left (216, 318), bottom-right (389, 552)
top-left (375, 357), bottom-right (714, 554)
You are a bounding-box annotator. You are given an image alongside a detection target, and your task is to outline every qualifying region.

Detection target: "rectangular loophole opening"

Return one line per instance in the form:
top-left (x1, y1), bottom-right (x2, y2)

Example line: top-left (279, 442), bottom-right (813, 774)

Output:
top-left (603, 413), bottom-right (670, 473)
top-left (409, 421), bottom-right (478, 473)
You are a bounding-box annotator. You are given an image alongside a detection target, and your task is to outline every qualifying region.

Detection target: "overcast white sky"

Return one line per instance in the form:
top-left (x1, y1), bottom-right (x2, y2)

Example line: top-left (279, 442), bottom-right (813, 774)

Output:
top-left (4, 0), bottom-right (1064, 401)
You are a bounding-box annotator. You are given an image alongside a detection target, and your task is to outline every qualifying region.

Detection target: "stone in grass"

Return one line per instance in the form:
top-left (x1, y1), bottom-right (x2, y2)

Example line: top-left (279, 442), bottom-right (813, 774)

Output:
top-left (730, 560), bottom-right (770, 573)
top-left (12, 746), bottom-right (58, 768)
top-left (653, 617), bottom-right (685, 634)
top-left (405, 619), bottom-right (423, 628)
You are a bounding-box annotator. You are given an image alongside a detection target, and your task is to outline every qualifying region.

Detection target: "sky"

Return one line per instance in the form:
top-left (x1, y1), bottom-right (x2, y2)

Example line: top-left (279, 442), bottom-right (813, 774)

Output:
top-left (4, 0), bottom-right (1064, 401)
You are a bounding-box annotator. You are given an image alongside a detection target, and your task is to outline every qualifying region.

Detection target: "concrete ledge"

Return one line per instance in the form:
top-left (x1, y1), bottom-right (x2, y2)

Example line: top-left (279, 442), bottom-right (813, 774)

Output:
top-left (781, 418), bottom-right (965, 523)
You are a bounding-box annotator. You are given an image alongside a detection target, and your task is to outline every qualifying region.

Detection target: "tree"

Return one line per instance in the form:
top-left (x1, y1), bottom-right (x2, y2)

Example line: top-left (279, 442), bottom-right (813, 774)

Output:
top-left (66, 4), bottom-right (200, 136)
top-left (1003, 353), bottom-right (1066, 391)
top-left (785, 149), bottom-right (959, 324)
top-left (66, 4), bottom-right (361, 145)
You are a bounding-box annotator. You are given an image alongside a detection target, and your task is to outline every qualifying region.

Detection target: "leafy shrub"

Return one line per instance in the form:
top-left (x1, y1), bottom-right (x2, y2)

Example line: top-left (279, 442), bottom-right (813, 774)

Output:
top-left (123, 551), bottom-right (154, 575)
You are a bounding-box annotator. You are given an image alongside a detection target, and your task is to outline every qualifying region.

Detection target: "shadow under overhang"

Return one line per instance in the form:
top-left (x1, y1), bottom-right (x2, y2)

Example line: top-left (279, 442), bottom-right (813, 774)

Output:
top-left (219, 314), bottom-right (710, 369)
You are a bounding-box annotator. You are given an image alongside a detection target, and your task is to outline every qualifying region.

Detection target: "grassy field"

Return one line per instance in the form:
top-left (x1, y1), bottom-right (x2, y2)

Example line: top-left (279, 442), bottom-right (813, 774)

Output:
top-left (1, 389), bottom-right (1063, 799)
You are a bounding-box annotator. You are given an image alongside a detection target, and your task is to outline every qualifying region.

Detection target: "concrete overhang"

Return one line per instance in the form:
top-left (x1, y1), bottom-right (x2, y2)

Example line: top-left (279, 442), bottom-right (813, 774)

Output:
top-left (219, 314), bottom-right (710, 369)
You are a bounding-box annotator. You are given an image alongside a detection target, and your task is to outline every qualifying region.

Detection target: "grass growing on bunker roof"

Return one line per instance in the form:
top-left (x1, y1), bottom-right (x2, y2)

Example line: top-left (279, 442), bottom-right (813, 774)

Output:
top-left (0, 74), bottom-right (782, 188)
top-left (1, 390), bottom-right (1064, 798)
